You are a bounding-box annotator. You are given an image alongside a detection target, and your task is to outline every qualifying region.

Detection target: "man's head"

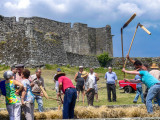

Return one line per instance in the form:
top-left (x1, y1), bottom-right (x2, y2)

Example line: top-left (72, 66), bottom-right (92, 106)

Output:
top-left (108, 67), bottom-right (112, 73)
top-left (36, 68), bottom-right (42, 78)
top-left (79, 66), bottom-right (83, 72)
top-left (15, 64), bottom-right (24, 75)
top-left (81, 71), bottom-right (88, 80)
top-left (133, 60), bottom-right (142, 69)
top-left (22, 69), bottom-right (30, 79)
top-left (90, 68), bottom-right (94, 73)
top-left (3, 71), bottom-right (14, 80)
top-left (11, 65), bottom-right (17, 74)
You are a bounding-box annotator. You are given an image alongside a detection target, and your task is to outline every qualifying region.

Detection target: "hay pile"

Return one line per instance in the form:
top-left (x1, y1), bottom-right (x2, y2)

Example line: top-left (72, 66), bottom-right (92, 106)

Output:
top-left (0, 105), bottom-right (160, 119)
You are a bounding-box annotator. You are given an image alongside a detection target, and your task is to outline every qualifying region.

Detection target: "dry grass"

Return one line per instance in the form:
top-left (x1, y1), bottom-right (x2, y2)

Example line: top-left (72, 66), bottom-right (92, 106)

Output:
top-left (1, 105), bottom-right (160, 119)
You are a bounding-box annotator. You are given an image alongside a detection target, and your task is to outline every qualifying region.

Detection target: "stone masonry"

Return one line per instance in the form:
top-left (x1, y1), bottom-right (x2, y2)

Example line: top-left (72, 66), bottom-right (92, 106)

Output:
top-left (0, 15), bottom-right (113, 67)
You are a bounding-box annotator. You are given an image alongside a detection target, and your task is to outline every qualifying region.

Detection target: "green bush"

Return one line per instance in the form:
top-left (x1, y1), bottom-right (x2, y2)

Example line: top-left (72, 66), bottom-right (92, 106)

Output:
top-left (97, 52), bottom-right (112, 67)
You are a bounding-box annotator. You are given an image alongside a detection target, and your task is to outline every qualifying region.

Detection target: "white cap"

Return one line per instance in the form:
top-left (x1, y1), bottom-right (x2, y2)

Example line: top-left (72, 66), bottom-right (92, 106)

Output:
top-left (3, 71), bottom-right (13, 80)
top-left (79, 66), bottom-right (84, 69)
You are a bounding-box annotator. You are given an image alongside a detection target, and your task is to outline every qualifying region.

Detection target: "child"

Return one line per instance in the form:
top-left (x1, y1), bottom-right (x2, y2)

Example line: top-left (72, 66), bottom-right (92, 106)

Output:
top-left (4, 71), bottom-right (23, 120)
top-left (21, 69), bottom-right (35, 120)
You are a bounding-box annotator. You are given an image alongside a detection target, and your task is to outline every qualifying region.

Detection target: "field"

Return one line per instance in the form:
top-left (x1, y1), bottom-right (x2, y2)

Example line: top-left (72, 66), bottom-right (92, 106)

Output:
top-left (1, 65), bottom-right (160, 119)
top-left (0, 65), bottom-right (142, 108)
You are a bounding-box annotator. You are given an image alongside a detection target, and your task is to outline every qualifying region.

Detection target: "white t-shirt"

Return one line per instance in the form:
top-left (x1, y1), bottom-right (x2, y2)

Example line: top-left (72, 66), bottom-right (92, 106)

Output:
top-left (84, 76), bottom-right (95, 90)
top-left (53, 74), bottom-right (59, 89)
top-left (149, 70), bottom-right (160, 80)
top-left (89, 72), bottom-right (96, 85)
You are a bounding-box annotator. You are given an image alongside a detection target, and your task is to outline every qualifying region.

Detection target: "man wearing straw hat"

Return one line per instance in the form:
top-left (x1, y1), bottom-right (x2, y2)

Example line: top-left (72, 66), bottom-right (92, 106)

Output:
top-left (149, 63), bottom-right (160, 80)
top-left (149, 63), bottom-right (160, 104)
top-left (54, 71), bottom-right (77, 119)
top-left (81, 71), bottom-right (95, 106)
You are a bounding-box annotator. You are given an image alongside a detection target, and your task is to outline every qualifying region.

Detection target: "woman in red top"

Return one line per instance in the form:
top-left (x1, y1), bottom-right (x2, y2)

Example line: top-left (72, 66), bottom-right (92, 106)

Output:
top-left (54, 72), bottom-right (77, 119)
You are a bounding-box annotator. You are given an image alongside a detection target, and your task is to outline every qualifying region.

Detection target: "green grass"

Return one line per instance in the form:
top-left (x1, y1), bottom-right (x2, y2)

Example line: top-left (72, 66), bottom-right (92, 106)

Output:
top-left (0, 65), bottom-right (142, 109)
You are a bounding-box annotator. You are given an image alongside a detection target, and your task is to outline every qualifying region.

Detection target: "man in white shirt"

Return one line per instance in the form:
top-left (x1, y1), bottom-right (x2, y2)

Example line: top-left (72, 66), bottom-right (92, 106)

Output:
top-left (149, 63), bottom-right (160, 80)
top-left (81, 71), bottom-right (95, 106)
top-left (89, 68), bottom-right (99, 102)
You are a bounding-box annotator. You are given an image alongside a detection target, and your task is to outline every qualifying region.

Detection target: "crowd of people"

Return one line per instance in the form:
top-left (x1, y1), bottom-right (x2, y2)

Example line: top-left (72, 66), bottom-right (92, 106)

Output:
top-left (0, 64), bottom-right (45, 120)
top-left (0, 55), bottom-right (160, 119)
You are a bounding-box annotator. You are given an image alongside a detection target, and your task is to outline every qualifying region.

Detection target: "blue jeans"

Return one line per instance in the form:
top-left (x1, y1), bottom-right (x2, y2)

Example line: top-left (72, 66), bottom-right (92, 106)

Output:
top-left (146, 84), bottom-right (160, 113)
top-left (34, 95), bottom-right (44, 112)
top-left (134, 87), bottom-right (144, 103)
top-left (63, 88), bottom-right (77, 119)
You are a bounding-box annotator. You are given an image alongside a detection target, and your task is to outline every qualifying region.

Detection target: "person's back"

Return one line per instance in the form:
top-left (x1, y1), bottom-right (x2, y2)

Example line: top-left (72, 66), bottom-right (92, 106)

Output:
top-left (140, 70), bottom-right (160, 88)
top-left (149, 70), bottom-right (160, 80)
top-left (135, 75), bottom-right (142, 88)
top-left (133, 75), bottom-right (144, 103)
top-left (76, 72), bottom-right (84, 86)
top-left (21, 79), bottom-right (34, 103)
top-left (58, 76), bottom-right (75, 93)
top-left (5, 80), bottom-right (20, 104)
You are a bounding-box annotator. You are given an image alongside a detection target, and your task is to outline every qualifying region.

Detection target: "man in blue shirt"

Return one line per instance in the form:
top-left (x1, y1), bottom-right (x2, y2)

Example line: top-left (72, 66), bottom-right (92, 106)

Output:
top-left (122, 61), bottom-right (160, 113)
top-left (133, 75), bottom-right (144, 103)
top-left (105, 67), bottom-right (117, 102)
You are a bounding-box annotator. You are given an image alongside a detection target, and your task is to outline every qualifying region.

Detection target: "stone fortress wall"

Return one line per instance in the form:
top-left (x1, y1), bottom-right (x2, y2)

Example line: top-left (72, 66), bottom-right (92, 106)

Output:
top-left (0, 15), bottom-right (113, 67)
top-left (0, 15), bottom-right (158, 68)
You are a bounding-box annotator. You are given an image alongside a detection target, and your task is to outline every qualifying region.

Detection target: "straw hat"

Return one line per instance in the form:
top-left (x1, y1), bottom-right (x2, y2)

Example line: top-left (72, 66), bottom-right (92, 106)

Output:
top-left (81, 71), bottom-right (88, 78)
top-left (150, 63), bottom-right (159, 69)
top-left (54, 72), bottom-right (65, 80)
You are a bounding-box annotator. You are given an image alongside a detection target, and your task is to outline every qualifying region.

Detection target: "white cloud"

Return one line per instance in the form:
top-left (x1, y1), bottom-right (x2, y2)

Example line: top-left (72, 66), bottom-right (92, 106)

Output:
top-left (117, 2), bottom-right (145, 16)
top-left (40, 0), bottom-right (68, 13)
top-left (2, 0), bottom-right (160, 23)
top-left (4, 0), bottom-right (30, 9)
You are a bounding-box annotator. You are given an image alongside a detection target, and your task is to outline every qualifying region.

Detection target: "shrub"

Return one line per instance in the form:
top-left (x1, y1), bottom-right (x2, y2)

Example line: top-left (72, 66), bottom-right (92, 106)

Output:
top-left (97, 52), bottom-right (112, 67)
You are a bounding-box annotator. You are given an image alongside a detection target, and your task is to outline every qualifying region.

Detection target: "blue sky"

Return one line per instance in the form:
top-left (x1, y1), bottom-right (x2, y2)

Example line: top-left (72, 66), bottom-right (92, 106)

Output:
top-left (0, 0), bottom-right (160, 57)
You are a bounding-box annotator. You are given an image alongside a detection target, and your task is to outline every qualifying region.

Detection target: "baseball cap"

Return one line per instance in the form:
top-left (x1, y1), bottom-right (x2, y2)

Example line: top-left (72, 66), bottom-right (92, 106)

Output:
top-left (57, 68), bottom-right (61, 72)
top-left (15, 64), bottom-right (25, 68)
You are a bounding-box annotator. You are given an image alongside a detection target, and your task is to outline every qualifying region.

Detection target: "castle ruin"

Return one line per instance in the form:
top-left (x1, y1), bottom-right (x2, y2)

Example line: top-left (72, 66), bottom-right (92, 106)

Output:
top-left (0, 15), bottom-right (113, 67)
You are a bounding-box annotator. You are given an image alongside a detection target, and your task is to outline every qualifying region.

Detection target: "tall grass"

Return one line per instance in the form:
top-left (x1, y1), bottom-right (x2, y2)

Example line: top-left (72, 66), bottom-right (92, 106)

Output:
top-left (0, 65), bottom-right (10, 71)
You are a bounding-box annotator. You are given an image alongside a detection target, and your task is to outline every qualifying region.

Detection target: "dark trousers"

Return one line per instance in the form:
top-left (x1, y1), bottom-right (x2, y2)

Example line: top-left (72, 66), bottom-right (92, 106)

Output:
top-left (106, 84), bottom-right (116, 102)
top-left (86, 89), bottom-right (95, 106)
top-left (63, 88), bottom-right (77, 119)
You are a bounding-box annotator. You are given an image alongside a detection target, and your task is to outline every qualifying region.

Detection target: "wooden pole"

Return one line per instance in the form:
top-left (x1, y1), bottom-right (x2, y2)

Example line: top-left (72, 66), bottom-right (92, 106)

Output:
top-left (121, 28), bottom-right (125, 78)
top-left (123, 24), bottom-right (139, 68)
